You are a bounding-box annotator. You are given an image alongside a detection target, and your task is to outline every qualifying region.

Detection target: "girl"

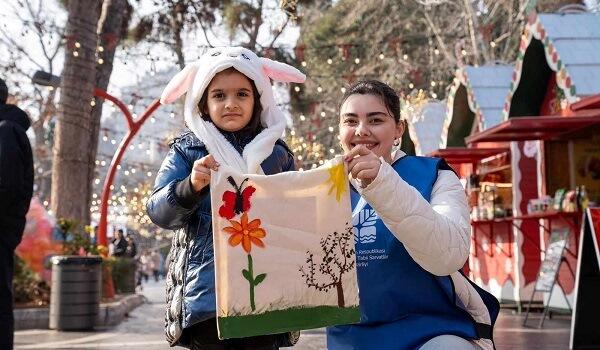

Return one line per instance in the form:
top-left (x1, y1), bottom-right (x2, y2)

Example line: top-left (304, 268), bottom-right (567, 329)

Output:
top-left (327, 80), bottom-right (499, 350)
top-left (147, 47), bottom-right (305, 350)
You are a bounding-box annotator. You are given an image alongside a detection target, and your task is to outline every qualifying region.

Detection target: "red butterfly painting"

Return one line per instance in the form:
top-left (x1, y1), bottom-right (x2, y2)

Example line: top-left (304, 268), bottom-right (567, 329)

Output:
top-left (218, 176), bottom-right (256, 219)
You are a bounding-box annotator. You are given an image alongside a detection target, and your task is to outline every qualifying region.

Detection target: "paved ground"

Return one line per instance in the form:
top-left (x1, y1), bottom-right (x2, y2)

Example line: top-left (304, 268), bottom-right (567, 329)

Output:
top-left (15, 280), bottom-right (571, 349)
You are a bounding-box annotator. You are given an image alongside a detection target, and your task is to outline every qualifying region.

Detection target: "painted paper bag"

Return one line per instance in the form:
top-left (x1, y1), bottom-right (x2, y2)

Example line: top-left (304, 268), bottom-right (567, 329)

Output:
top-left (211, 156), bottom-right (360, 339)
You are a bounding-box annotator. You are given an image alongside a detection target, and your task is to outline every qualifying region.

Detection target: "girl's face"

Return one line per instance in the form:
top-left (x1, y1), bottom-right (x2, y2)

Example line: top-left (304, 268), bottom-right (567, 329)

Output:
top-left (205, 70), bottom-right (255, 132)
top-left (339, 94), bottom-right (404, 163)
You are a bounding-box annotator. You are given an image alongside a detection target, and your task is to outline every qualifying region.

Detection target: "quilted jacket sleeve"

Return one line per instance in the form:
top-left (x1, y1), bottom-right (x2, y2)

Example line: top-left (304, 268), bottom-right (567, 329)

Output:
top-left (354, 160), bottom-right (470, 276)
top-left (146, 142), bottom-right (207, 230)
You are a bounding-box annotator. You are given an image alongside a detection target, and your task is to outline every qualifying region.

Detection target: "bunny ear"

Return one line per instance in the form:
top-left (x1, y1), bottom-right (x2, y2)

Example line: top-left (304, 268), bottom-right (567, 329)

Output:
top-left (160, 63), bottom-right (200, 104)
top-left (260, 57), bottom-right (306, 83)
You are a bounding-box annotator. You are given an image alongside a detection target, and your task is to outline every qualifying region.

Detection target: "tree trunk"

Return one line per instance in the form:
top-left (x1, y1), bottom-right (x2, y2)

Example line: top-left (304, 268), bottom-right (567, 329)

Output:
top-left (87, 0), bottom-right (131, 218)
top-left (32, 89), bottom-right (56, 203)
top-left (336, 281), bottom-right (345, 308)
top-left (51, 0), bottom-right (101, 226)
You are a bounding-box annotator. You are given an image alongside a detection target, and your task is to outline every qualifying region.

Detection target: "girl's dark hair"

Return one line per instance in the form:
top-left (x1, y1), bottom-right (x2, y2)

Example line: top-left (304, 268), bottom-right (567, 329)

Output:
top-left (339, 80), bottom-right (401, 123)
top-left (197, 67), bottom-right (262, 124)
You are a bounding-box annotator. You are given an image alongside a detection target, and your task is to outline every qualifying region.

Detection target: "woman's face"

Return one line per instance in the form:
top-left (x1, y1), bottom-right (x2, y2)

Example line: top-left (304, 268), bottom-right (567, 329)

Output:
top-left (339, 94), bottom-right (404, 163)
top-left (205, 70), bottom-right (255, 132)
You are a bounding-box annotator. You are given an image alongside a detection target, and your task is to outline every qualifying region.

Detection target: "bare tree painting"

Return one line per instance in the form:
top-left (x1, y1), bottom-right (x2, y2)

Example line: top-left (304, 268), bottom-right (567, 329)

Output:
top-left (300, 224), bottom-right (355, 308)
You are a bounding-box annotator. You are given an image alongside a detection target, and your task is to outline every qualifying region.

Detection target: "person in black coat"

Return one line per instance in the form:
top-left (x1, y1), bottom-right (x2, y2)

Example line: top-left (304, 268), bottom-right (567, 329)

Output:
top-left (0, 77), bottom-right (34, 350)
top-left (111, 229), bottom-right (128, 257)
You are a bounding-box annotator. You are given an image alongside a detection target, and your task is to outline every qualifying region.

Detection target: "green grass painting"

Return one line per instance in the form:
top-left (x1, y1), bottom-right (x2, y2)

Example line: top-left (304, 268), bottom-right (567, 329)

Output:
top-left (218, 305), bottom-right (360, 339)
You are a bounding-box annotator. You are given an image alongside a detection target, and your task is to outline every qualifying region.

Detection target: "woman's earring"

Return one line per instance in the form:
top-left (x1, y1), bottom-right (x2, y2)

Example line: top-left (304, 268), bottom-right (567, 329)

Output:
top-left (393, 138), bottom-right (400, 147)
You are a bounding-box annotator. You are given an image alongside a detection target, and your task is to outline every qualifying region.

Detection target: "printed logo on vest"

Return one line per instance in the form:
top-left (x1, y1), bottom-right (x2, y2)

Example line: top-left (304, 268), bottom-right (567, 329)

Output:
top-left (353, 208), bottom-right (378, 244)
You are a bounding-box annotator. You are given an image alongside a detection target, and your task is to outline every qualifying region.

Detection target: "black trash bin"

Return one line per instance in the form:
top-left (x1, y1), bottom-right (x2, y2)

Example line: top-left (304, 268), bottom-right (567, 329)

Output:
top-left (49, 256), bottom-right (103, 330)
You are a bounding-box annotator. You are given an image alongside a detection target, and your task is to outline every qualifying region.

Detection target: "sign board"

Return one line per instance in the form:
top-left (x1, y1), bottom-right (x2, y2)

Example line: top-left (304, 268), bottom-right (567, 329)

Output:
top-left (570, 208), bottom-right (600, 349)
top-left (211, 156), bottom-right (360, 339)
top-left (535, 228), bottom-right (570, 292)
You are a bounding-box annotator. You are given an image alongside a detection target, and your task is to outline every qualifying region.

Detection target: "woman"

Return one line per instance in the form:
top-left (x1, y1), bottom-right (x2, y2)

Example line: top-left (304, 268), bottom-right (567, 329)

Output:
top-left (327, 80), bottom-right (499, 350)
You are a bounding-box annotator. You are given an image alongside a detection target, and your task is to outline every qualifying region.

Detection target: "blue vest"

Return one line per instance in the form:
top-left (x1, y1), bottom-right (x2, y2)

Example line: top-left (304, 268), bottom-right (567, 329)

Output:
top-left (327, 156), bottom-right (498, 350)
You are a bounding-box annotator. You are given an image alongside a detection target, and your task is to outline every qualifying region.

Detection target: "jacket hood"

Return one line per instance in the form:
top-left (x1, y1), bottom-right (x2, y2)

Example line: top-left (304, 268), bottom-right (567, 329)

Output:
top-left (160, 46), bottom-right (305, 174)
top-left (0, 104), bottom-right (30, 130)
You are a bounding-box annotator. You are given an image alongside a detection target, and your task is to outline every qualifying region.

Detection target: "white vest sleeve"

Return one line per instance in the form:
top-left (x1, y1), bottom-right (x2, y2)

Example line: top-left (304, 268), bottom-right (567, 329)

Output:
top-left (353, 160), bottom-right (471, 276)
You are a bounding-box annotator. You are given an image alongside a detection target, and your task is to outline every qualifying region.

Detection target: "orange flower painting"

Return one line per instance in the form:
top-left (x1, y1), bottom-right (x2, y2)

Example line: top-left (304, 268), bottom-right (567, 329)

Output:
top-left (223, 212), bottom-right (267, 253)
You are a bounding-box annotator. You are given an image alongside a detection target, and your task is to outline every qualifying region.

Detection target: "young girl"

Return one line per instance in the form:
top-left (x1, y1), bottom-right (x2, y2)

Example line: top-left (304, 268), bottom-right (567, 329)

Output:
top-left (327, 80), bottom-right (499, 350)
top-left (147, 47), bottom-right (305, 350)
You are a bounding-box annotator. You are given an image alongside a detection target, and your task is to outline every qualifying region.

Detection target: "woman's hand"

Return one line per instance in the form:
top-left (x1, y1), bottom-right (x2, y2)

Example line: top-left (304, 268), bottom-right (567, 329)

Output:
top-left (344, 145), bottom-right (381, 188)
top-left (190, 155), bottom-right (220, 192)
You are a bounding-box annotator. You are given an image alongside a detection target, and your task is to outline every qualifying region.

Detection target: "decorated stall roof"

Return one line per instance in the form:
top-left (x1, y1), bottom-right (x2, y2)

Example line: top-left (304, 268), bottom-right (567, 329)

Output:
top-left (503, 12), bottom-right (600, 119)
top-left (440, 65), bottom-right (513, 149)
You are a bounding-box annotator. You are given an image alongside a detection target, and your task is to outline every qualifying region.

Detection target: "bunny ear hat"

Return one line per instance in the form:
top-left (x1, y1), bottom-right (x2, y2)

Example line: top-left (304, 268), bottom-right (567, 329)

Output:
top-left (160, 47), bottom-right (306, 174)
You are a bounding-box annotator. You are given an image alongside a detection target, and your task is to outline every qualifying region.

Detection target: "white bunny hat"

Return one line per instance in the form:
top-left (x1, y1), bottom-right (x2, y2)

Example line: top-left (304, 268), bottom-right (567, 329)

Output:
top-left (160, 47), bottom-right (306, 174)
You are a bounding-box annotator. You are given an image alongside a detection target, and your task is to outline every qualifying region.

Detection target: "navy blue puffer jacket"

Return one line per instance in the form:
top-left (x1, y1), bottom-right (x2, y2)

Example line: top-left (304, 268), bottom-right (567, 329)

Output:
top-left (146, 131), bottom-right (295, 346)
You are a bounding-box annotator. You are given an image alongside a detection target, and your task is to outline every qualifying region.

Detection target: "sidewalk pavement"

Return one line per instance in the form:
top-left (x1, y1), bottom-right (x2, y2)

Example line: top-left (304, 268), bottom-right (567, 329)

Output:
top-left (15, 280), bottom-right (571, 349)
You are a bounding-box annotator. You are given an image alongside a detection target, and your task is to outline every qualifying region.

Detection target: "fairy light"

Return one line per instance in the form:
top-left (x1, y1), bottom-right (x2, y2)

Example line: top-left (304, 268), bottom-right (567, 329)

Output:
top-left (320, 111), bottom-right (326, 117)
top-left (403, 54), bottom-right (408, 60)
top-left (301, 61), bottom-right (307, 67)
top-left (354, 58), bottom-right (360, 64)
top-left (327, 58), bottom-right (333, 64)
top-left (300, 114), bottom-right (306, 121)
top-left (379, 52), bottom-right (385, 60)
top-left (294, 86), bottom-right (301, 92)
top-left (461, 49), bottom-right (467, 56)
top-left (317, 86), bottom-right (323, 93)
top-left (434, 48), bottom-right (440, 55)
top-left (98, 58), bottom-right (104, 65)
top-left (490, 41), bottom-right (496, 48)
top-left (341, 87), bottom-right (346, 93)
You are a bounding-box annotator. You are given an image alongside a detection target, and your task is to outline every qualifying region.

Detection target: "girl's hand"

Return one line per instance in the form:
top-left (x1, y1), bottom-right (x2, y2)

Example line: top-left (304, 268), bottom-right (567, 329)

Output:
top-left (190, 155), bottom-right (220, 192)
top-left (344, 145), bottom-right (381, 187)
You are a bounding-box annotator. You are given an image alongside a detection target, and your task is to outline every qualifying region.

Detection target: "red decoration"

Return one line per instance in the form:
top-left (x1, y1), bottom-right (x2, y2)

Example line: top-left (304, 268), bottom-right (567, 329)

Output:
top-left (101, 33), bottom-right (119, 50)
top-left (339, 44), bottom-right (353, 60)
top-left (219, 176), bottom-right (256, 219)
top-left (294, 44), bottom-right (305, 63)
top-left (388, 37), bottom-right (402, 52)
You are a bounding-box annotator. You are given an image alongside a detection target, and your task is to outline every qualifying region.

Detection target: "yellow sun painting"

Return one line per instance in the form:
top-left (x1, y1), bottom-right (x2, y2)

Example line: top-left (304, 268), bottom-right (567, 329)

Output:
top-left (326, 162), bottom-right (347, 202)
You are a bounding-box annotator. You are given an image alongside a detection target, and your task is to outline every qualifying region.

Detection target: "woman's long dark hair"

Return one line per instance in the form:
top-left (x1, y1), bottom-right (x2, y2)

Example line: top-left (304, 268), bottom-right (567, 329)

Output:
top-left (338, 80), bottom-right (401, 123)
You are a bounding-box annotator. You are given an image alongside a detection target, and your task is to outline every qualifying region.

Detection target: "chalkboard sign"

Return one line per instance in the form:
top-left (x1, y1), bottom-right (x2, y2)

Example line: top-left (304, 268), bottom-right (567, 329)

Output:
top-left (570, 208), bottom-right (600, 349)
top-left (535, 228), bottom-right (569, 292)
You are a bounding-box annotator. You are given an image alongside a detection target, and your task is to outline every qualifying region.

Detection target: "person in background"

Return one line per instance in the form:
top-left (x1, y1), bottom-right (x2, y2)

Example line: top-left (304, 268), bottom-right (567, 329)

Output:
top-left (125, 235), bottom-right (137, 258)
top-left (0, 77), bottom-right (34, 350)
top-left (150, 250), bottom-right (161, 282)
top-left (111, 229), bottom-right (127, 257)
top-left (139, 250), bottom-right (152, 283)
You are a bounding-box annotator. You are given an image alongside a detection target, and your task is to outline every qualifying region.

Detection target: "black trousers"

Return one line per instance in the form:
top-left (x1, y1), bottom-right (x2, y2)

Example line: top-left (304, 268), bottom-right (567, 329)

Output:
top-left (0, 245), bottom-right (14, 350)
top-left (188, 318), bottom-right (278, 350)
